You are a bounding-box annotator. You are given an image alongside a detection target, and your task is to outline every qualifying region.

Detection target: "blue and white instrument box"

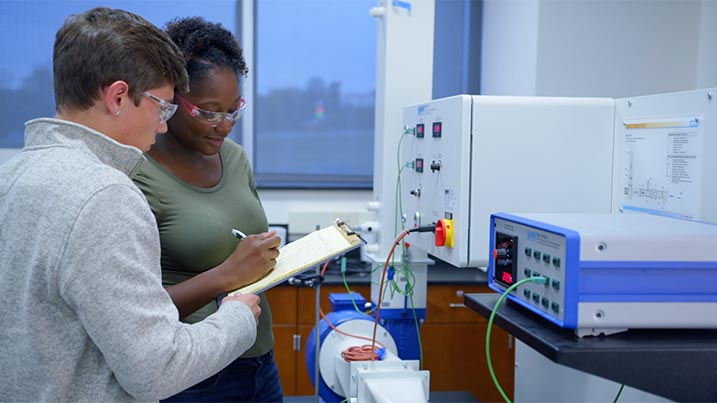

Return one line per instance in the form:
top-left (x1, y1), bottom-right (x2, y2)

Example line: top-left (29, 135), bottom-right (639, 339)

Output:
top-left (488, 212), bottom-right (717, 336)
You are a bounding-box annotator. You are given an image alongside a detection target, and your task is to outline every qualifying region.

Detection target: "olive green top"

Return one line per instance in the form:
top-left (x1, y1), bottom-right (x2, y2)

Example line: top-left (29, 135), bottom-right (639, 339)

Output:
top-left (133, 139), bottom-right (273, 357)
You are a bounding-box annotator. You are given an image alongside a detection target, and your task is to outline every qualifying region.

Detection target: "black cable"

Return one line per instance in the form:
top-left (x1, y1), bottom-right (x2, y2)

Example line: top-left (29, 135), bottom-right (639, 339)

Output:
top-left (408, 225), bottom-right (436, 233)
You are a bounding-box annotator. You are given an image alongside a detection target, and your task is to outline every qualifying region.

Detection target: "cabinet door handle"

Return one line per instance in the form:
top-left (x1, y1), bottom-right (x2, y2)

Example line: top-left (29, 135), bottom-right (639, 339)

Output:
top-left (448, 303), bottom-right (466, 308)
top-left (293, 334), bottom-right (301, 352)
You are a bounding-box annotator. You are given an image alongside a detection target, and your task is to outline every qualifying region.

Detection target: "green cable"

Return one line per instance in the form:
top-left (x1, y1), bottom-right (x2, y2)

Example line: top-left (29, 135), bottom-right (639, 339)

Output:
top-left (382, 250), bottom-right (415, 298)
top-left (395, 131), bottom-right (408, 236)
top-left (404, 266), bottom-right (416, 294)
top-left (613, 384), bottom-right (625, 403)
top-left (390, 265), bottom-right (415, 297)
top-left (393, 132), bottom-right (407, 255)
top-left (408, 289), bottom-right (424, 370)
top-left (395, 165), bottom-right (405, 231)
top-left (486, 276), bottom-right (547, 403)
top-left (341, 271), bottom-right (362, 313)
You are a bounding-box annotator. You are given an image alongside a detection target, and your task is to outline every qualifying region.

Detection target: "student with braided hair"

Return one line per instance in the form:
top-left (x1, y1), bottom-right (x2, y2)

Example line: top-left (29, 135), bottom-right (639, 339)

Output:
top-left (133, 16), bottom-right (284, 402)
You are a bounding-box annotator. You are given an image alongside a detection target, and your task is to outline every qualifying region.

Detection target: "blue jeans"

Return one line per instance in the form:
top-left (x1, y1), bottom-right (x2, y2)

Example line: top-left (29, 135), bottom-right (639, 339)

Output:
top-left (163, 350), bottom-right (283, 402)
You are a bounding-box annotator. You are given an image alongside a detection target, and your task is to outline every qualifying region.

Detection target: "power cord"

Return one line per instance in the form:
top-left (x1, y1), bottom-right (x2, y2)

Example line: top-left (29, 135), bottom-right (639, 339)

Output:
top-left (408, 225), bottom-right (436, 234)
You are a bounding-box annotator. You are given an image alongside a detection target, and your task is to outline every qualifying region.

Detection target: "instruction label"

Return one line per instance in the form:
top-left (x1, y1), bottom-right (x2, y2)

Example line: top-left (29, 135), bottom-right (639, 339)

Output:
top-left (619, 117), bottom-right (702, 219)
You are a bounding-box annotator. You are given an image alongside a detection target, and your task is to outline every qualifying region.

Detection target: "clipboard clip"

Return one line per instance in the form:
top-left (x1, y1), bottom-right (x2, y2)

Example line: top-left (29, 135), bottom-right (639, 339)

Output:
top-left (335, 218), bottom-right (356, 236)
top-left (335, 218), bottom-right (367, 244)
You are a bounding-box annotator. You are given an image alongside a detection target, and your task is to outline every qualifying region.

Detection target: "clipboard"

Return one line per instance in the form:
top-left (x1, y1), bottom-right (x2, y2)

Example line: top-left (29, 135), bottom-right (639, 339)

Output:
top-left (228, 219), bottom-right (362, 295)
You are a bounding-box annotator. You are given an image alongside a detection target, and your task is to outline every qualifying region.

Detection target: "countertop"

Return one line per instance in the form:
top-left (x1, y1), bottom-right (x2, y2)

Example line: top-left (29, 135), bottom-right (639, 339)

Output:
top-left (464, 293), bottom-right (717, 402)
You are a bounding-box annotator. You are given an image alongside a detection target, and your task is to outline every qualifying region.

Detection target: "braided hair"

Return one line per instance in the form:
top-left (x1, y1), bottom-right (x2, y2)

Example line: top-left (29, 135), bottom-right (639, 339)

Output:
top-left (164, 17), bottom-right (248, 86)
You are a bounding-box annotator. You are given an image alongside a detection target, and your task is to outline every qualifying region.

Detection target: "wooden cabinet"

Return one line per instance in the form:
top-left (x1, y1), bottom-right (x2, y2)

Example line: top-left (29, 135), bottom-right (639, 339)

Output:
top-left (264, 283), bottom-right (370, 396)
top-left (421, 284), bottom-right (514, 402)
top-left (266, 282), bottom-right (514, 401)
top-left (264, 286), bottom-right (300, 395)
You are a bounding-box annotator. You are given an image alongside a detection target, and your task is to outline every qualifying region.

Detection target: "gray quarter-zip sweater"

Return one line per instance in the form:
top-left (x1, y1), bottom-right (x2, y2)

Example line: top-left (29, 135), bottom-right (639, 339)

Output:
top-left (0, 118), bottom-right (256, 402)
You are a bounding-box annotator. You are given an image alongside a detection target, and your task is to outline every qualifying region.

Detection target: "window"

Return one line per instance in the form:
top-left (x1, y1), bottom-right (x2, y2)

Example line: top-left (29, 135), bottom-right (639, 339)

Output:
top-left (249, 0), bottom-right (376, 189)
top-left (246, 0), bottom-right (482, 189)
top-left (0, 0), bottom-right (239, 148)
top-left (2, 0), bottom-right (483, 188)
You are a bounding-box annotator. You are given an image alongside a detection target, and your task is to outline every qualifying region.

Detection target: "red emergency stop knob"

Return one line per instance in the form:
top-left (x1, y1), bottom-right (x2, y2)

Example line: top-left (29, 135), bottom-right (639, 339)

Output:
top-left (434, 219), bottom-right (454, 247)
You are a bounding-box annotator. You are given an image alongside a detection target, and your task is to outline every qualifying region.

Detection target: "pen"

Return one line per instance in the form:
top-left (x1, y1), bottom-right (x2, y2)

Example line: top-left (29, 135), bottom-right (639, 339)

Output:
top-left (231, 228), bottom-right (247, 240)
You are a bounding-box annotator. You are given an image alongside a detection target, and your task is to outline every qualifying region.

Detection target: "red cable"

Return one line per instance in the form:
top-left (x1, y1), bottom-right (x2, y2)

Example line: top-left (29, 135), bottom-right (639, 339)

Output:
top-left (370, 230), bottom-right (410, 359)
top-left (341, 345), bottom-right (380, 361)
top-left (318, 260), bottom-right (389, 361)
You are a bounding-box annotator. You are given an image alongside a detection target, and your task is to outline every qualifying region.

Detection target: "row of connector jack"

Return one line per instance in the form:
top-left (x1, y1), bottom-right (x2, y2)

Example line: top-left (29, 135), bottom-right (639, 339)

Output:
top-left (523, 268), bottom-right (561, 291)
top-left (524, 247), bottom-right (561, 268)
top-left (523, 268), bottom-right (561, 314)
top-left (523, 288), bottom-right (561, 314)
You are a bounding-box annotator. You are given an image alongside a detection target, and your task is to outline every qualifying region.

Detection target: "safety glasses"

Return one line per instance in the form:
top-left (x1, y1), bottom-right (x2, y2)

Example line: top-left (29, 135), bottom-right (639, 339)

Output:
top-left (142, 92), bottom-right (178, 124)
top-left (175, 94), bottom-right (247, 127)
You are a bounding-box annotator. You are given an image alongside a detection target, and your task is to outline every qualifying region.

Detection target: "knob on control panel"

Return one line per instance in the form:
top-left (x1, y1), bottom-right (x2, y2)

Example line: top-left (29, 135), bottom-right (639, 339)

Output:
top-left (434, 218), bottom-right (454, 247)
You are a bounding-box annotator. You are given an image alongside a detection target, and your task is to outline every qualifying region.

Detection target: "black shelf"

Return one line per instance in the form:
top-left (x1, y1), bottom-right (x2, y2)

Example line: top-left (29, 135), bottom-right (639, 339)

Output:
top-left (464, 293), bottom-right (717, 402)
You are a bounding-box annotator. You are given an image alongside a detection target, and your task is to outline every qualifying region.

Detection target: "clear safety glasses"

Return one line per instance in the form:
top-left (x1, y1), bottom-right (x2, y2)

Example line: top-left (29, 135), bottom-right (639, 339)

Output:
top-left (142, 92), bottom-right (178, 124)
top-left (175, 94), bottom-right (247, 127)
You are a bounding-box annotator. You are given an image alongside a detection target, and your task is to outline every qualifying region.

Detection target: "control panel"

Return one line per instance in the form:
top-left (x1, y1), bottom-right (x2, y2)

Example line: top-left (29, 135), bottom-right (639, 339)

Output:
top-left (491, 215), bottom-right (570, 324)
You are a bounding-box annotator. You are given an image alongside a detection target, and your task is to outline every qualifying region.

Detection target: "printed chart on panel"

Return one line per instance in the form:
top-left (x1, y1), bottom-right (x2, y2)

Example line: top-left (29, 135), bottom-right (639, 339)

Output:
top-left (620, 116), bottom-right (703, 219)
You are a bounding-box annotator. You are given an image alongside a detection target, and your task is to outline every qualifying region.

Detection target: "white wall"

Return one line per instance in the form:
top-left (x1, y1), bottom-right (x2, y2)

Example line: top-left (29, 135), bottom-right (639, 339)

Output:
top-left (258, 188), bottom-right (372, 238)
top-left (536, 0), bottom-right (701, 98)
top-left (697, 0), bottom-right (717, 88)
top-left (481, 1), bottom-right (716, 400)
top-left (481, 0), bottom-right (540, 95)
top-left (482, 0), bottom-right (717, 98)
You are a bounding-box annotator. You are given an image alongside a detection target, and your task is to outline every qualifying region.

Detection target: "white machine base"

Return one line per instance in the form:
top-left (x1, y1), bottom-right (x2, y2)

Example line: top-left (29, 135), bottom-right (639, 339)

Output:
top-left (319, 319), bottom-right (429, 402)
top-left (349, 360), bottom-right (429, 403)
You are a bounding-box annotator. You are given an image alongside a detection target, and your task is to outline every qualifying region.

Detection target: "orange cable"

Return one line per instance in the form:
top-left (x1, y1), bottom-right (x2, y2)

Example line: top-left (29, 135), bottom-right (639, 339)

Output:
top-left (341, 345), bottom-right (380, 361)
top-left (317, 260), bottom-right (387, 361)
top-left (370, 230), bottom-right (410, 359)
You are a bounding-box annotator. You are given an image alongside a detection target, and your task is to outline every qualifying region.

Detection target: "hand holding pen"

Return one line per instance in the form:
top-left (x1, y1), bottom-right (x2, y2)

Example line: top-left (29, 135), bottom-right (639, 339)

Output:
top-left (218, 229), bottom-right (281, 290)
top-left (231, 228), bottom-right (247, 240)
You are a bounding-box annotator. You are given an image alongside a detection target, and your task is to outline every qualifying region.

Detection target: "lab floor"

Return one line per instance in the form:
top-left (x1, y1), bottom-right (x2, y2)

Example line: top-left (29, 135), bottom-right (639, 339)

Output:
top-left (285, 390), bottom-right (477, 402)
